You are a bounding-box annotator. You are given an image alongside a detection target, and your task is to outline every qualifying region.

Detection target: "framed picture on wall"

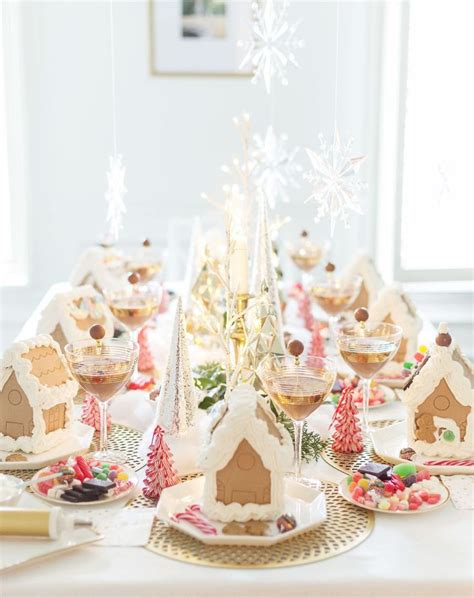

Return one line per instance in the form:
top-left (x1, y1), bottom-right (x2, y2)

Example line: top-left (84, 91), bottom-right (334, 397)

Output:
top-left (149, 0), bottom-right (252, 76)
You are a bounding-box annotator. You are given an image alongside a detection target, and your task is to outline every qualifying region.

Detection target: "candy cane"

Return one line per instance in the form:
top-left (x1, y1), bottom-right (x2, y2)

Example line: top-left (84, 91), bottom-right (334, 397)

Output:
top-left (171, 504), bottom-right (217, 535)
top-left (424, 459), bottom-right (474, 467)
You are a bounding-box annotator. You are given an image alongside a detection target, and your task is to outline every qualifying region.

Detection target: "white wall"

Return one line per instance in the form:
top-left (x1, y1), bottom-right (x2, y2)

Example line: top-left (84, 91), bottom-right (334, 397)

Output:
top-left (0, 0), bottom-right (378, 348)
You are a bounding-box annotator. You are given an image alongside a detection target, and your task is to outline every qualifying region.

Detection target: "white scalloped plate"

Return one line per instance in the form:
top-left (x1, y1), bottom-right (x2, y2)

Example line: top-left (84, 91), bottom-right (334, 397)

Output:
top-left (156, 477), bottom-right (327, 546)
top-left (370, 421), bottom-right (474, 475)
top-left (0, 422), bottom-right (95, 471)
top-left (338, 476), bottom-right (449, 515)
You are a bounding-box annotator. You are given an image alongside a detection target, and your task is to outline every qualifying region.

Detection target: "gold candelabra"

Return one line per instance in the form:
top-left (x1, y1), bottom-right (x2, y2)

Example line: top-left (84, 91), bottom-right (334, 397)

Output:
top-left (230, 293), bottom-right (250, 368)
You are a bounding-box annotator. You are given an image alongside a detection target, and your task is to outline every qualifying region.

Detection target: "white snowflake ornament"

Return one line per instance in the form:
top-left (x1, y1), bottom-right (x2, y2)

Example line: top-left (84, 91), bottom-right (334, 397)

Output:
top-left (238, 0), bottom-right (304, 94)
top-left (304, 130), bottom-right (366, 236)
top-left (253, 125), bottom-right (302, 208)
top-left (105, 154), bottom-right (127, 243)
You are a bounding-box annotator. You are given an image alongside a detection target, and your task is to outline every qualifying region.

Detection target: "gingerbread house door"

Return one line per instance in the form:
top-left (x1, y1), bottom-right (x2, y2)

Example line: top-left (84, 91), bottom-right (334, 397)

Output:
top-left (216, 439), bottom-right (271, 506)
top-left (0, 373), bottom-right (34, 439)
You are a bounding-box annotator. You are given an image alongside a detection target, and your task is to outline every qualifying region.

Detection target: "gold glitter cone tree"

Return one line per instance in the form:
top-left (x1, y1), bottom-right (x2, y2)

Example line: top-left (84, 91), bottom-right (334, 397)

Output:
top-left (156, 297), bottom-right (196, 435)
top-left (244, 285), bottom-right (286, 386)
top-left (250, 194), bottom-right (285, 349)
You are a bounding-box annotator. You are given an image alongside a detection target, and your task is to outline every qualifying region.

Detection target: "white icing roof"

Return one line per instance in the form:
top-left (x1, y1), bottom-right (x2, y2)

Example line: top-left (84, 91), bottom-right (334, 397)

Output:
top-left (342, 252), bottom-right (384, 302)
top-left (370, 284), bottom-right (422, 340)
top-left (0, 335), bottom-right (78, 408)
top-left (37, 284), bottom-right (114, 343)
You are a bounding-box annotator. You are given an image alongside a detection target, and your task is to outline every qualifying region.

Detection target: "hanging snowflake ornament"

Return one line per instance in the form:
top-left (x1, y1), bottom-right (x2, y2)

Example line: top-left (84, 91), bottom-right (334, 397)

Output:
top-left (304, 130), bottom-right (366, 237)
top-left (238, 0), bottom-right (304, 93)
top-left (104, 154), bottom-right (127, 243)
top-left (253, 125), bottom-right (302, 208)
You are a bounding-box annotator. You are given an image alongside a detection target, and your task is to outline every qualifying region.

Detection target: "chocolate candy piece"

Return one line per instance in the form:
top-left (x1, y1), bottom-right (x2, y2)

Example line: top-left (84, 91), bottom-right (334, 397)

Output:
top-left (354, 307), bottom-right (369, 323)
top-left (403, 474), bottom-right (417, 488)
top-left (61, 491), bottom-right (83, 503)
top-left (301, 230), bottom-right (308, 238)
top-left (83, 478), bottom-right (116, 493)
top-left (287, 339), bottom-right (304, 357)
top-left (399, 447), bottom-right (416, 461)
top-left (74, 486), bottom-right (102, 498)
top-left (89, 324), bottom-right (106, 340)
top-left (276, 513), bottom-right (297, 533)
top-left (143, 238), bottom-right (151, 247)
top-left (358, 462), bottom-right (392, 480)
top-left (325, 262), bottom-right (335, 273)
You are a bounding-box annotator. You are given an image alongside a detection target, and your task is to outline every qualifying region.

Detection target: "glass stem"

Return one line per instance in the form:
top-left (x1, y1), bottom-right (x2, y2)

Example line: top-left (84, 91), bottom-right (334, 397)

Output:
top-left (329, 315), bottom-right (339, 356)
top-left (293, 420), bottom-right (304, 480)
top-left (98, 400), bottom-right (109, 453)
top-left (362, 378), bottom-right (371, 435)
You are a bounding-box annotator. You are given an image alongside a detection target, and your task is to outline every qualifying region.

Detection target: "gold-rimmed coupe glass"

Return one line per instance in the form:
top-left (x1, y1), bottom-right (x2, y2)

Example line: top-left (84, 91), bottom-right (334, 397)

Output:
top-left (104, 279), bottom-right (162, 345)
top-left (258, 354), bottom-right (336, 487)
top-left (336, 321), bottom-right (402, 433)
top-left (65, 338), bottom-right (138, 463)
top-left (288, 231), bottom-right (324, 288)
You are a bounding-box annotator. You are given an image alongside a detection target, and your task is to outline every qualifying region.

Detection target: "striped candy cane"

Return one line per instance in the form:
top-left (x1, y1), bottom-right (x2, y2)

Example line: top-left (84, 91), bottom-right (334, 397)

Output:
top-left (424, 459), bottom-right (474, 467)
top-left (171, 504), bottom-right (217, 535)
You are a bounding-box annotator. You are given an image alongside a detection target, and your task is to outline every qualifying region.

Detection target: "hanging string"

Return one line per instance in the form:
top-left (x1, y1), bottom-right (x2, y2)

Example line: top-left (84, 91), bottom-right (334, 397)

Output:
top-left (333, 0), bottom-right (340, 138)
top-left (109, 0), bottom-right (118, 156)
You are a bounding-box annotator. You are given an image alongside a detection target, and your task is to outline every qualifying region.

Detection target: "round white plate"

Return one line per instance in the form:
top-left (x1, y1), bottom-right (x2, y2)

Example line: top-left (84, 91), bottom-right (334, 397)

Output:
top-left (0, 422), bottom-right (95, 471)
top-left (156, 477), bottom-right (327, 546)
top-left (338, 477), bottom-right (449, 515)
top-left (370, 421), bottom-right (474, 476)
top-left (30, 463), bottom-right (138, 506)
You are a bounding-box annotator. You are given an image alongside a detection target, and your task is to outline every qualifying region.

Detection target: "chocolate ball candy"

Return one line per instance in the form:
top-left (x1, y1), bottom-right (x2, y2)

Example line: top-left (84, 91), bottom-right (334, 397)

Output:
top-left (276, 513), bottom-right (297, 533)
top-left (143, 238), bottom-right (151, 247)
top-left (287, 339), bottom-right (304, 357)
top-left (89, 324), bottom-right (106, 340)
top-left (354, 307), bottom-right (369, 323)
top-left (436, 332), bottom-right (452, 347)
top-left (128, 271), bottom-right (141, 285)
top-left (399, 447), bottom-right (416, 461)
top-left (301, 230), bottom-right (308, 238)
top-left (325, 262), bottom-right (336, 273)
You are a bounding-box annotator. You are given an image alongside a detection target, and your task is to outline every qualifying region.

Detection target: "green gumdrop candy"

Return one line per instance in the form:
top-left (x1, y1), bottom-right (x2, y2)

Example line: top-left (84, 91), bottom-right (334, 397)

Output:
top-left (97, 473), bottom-right (108, 480)
top-left (346, 476), bottom-right (353, 485)
top-left (393, 463), bottom-right (417, 478)
top-left (403, 362), bottom-right (413, 369)
top-left (443, 430), bottom-right (455, 442)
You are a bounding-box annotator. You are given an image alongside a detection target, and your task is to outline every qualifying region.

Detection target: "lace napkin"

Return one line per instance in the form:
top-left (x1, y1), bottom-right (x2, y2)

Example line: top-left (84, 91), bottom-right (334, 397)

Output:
top-left (441, 476), bottom-right (474, 510)
top-left (75, 508), bottom-right (155, 546)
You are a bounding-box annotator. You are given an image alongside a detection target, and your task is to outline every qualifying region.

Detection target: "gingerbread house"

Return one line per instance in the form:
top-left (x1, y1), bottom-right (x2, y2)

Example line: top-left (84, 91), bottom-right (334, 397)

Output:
top-left (342, 252), bottom-right (384, 310)
top-left (0, 335), bottom-right (78, 454)
top-left (37, 285), bottom-right (114, 350)
top-left (370, 285), bottom-right (422, 371)
top-left (400, 324), bottom-right (473, 458)
top-left (70, 245), bottom-right (126, 292)
top-left (200, 384), bottom-right (293, 522)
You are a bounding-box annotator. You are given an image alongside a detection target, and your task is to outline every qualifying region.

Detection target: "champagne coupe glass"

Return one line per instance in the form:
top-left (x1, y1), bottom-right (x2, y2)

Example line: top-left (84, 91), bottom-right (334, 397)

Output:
top-left (126, 239), bottom-right (162, 284)
top-left (65, 325), bottom-right (138, 463)
top-left (336, 308), bottom-right (402, 434)
top-left (310, 263), bottom-right (362, 352)
top-left (258, 340), bottom-right (336, 487)
top-left (105, 271), bottom-right (162, 346)
top-left (288, 230), bottom-right (324, 289)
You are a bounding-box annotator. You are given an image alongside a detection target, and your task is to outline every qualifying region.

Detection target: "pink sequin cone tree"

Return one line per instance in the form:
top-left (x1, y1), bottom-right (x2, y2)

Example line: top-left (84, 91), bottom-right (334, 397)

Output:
top-left (331, 387), bottom-right (363, 453)
top-left (138, 326), bottom-right (155, 373)
top-left (143, 425), bottom-right (180, 499)
top-left (309, 321), bottom-right (326, 358)
top-left (81, 394), bottom-right (112, 432)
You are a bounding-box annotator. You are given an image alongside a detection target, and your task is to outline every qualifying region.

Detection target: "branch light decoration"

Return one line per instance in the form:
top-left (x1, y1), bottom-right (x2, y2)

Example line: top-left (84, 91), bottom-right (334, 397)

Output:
top-left (103, 0), bottom-right (126, 244)
top-left (238, 0), bottom-right (304, 94)
top-left (303, 1), bottom-right (366, 236)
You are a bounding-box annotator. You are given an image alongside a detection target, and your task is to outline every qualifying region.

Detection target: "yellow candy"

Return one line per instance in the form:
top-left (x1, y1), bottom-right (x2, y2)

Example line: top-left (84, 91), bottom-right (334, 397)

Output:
top-left (357, 479), bottom-right (370, 491)
top-left (419, 345), bottom-right (428, 353)
top-left (390, 495), bottom-right (399, 503)
top-left (117, 472), bottom-right (128, 481)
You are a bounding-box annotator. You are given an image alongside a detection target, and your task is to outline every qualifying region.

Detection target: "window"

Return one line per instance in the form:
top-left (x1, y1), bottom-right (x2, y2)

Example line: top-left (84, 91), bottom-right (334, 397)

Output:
top-left (376, 0), bottom-right (474, 285)
top-left (0, 2), bottom-right (27, 287)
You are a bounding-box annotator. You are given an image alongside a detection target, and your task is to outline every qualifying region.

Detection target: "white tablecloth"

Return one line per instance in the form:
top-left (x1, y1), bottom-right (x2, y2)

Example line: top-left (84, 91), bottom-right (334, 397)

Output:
top-left (4, 286), bottom-right (473, 597)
